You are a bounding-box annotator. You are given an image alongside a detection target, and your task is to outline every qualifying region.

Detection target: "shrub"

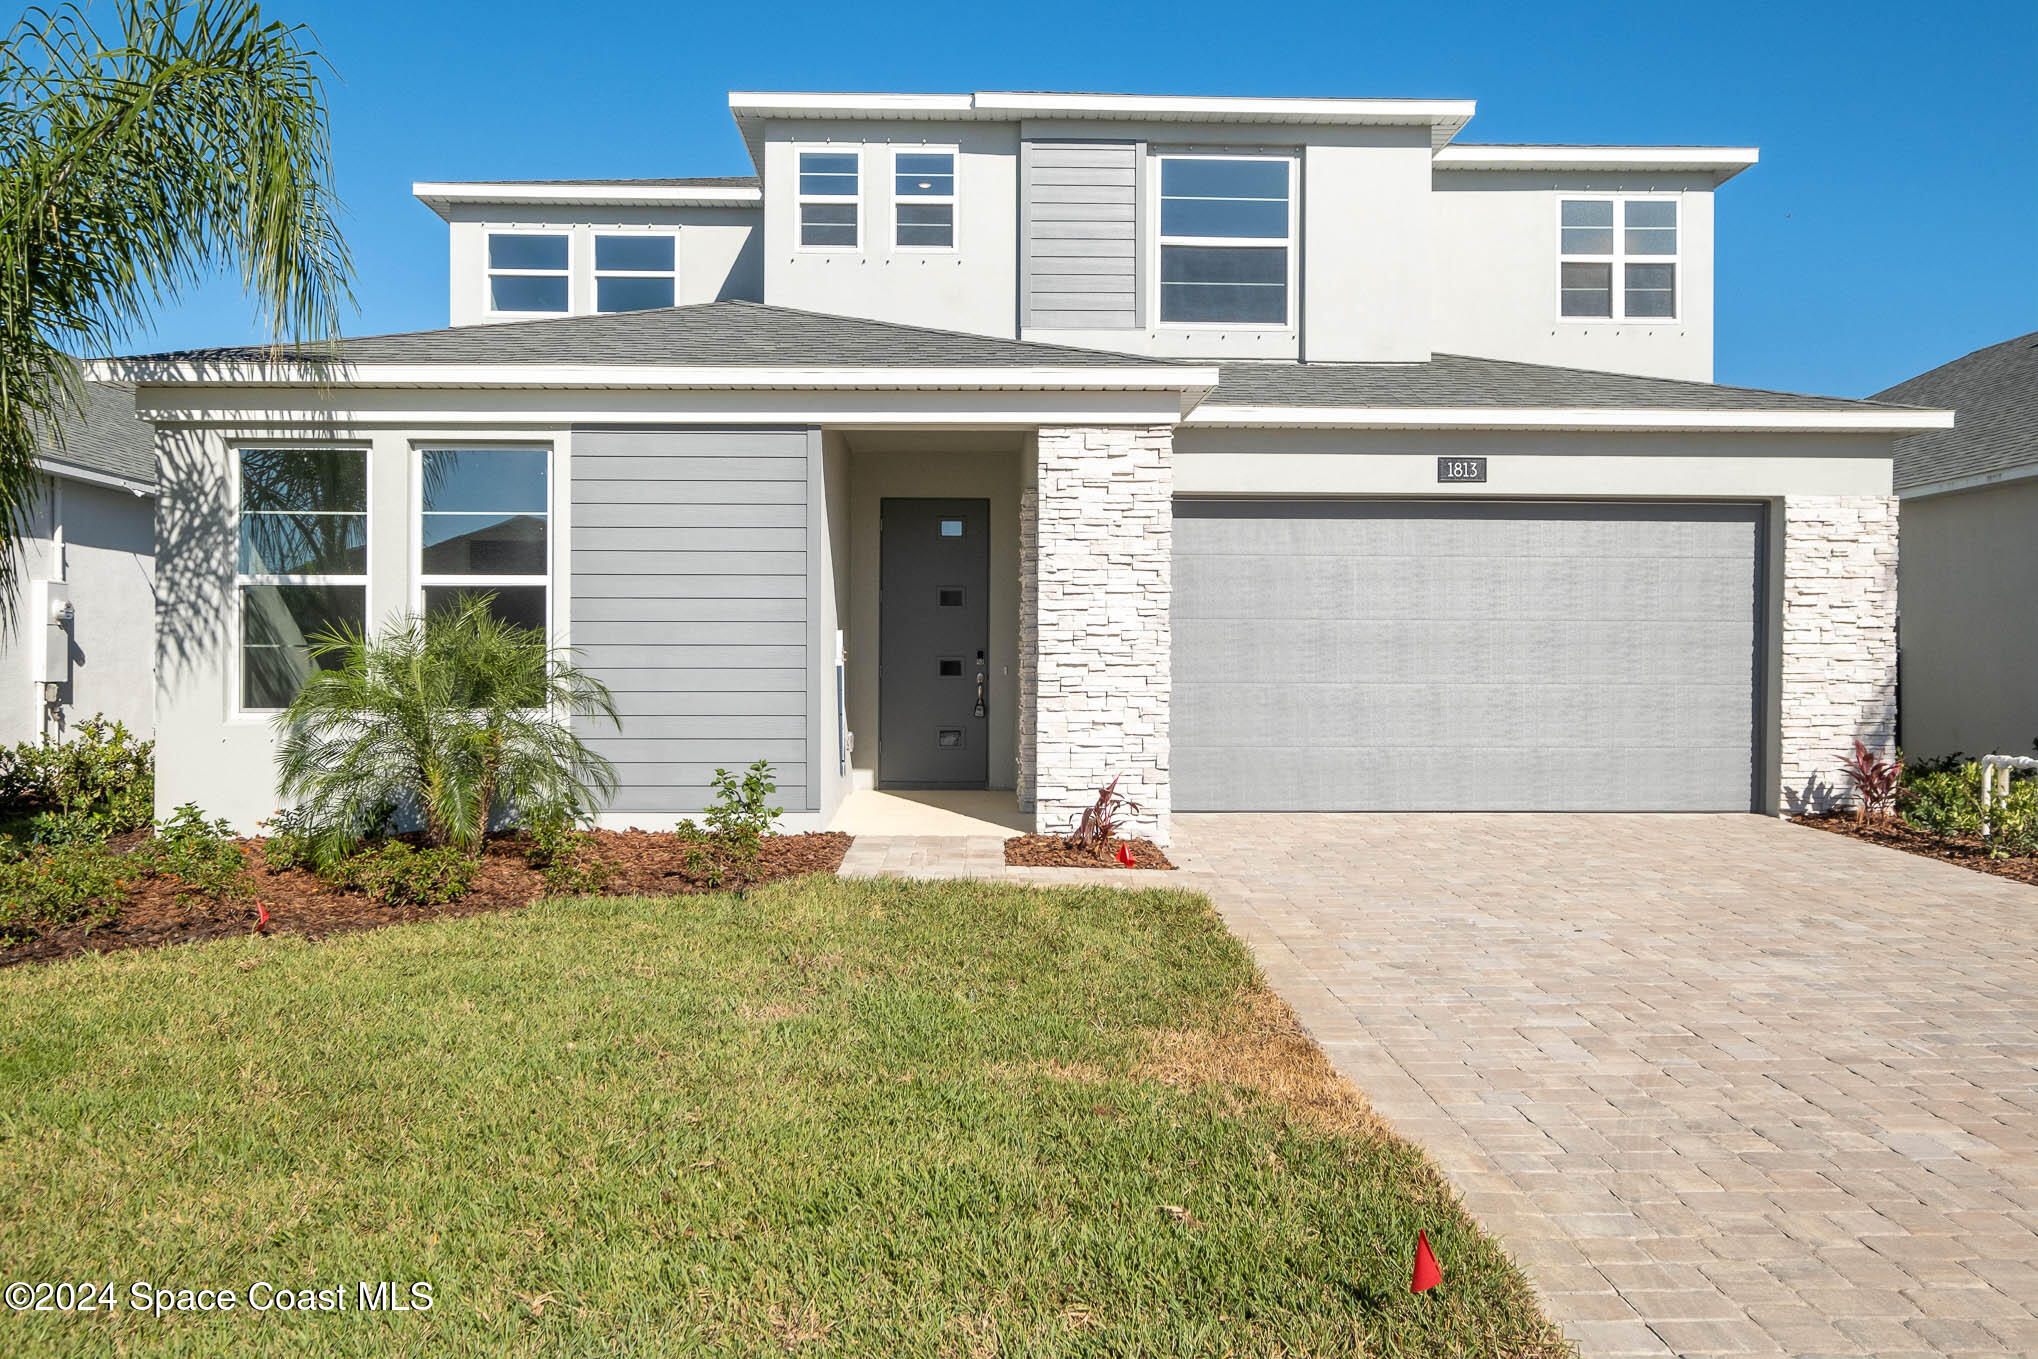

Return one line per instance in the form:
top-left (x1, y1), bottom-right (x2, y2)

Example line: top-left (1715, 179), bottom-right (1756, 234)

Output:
top-left (1900, 761), bottom-right (2038, 858)
top-left (1840, 740), bottom-right (1902, 820)
top-left (274, 595), bottom-right (619, 859)
top-left (0, 841), bottom-right (129, 943)
top-left (523, 821), bottom-right (614, 896)
top-left (697, 760), bottom-right (782, 861)
top-left (1066, 776), bottom-right (1140, 854)
top-left (139, 804), bottom-right (251, 904)
top-left (27, 808), bottom-right (111, 849)
top-left (324, 842), bottom-right (479, 907)
top-left (0, 716), bottom-right (153, 830)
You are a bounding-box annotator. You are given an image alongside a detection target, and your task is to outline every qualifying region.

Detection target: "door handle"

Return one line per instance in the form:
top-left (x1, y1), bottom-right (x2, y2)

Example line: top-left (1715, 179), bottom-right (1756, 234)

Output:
top-left (974, 650), bottom-right (987, 719)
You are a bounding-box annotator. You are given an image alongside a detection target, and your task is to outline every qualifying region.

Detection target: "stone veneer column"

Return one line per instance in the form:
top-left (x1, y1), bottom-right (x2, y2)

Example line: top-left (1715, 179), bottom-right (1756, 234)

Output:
top-left (1780, 495), bottom-right (1898, 813)
top-left (1019, 425), bottom-right (1172, 843)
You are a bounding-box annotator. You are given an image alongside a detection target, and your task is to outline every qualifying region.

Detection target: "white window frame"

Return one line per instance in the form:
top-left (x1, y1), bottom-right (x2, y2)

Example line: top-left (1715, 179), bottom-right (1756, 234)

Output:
top-left (890, 145), bottom-right (958, 253)
top-left (484, 228), bottom-right (573, 318)
top-left (411, 442), bottom-right (555, 640)
top-left (795, 145), bottom-right (861, 252)
top-left (592, 228), bottom-right (680, 313)
top-left (1153, 151), bottom-right (1299, 331)
top-left (1555, 194), bottom-right (1681, 323)
top-left (230, 443), bottom-right (371, 719)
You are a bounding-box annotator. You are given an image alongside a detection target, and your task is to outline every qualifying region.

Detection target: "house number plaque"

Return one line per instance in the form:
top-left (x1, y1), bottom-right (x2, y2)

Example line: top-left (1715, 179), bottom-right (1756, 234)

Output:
top-left (1437, 456), bottom-right (1488, 483)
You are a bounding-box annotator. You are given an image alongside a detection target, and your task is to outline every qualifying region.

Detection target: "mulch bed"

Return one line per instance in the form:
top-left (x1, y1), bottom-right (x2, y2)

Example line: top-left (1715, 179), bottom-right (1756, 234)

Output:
top-left (1003, 835), bottom-right (1175, 870)
top-left (0, 830), bottom-right (853, 969)
top-left (1792, 811), bottom-right (2038, 887)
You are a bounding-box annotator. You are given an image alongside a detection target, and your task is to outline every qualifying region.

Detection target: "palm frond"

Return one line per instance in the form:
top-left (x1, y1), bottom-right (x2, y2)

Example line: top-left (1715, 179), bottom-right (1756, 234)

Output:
top-left (0, 0), bottom-right (352, 615)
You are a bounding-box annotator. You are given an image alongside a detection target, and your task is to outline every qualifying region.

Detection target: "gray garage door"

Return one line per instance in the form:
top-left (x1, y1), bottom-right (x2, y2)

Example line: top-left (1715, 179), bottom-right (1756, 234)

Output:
top-left (1173, 500), bottom-right (1765, 811)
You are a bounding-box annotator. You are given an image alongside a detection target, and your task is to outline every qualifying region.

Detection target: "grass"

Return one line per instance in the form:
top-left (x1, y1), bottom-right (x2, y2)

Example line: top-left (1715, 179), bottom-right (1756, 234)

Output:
top-left (0, 878), bottom-right (1568, 1357)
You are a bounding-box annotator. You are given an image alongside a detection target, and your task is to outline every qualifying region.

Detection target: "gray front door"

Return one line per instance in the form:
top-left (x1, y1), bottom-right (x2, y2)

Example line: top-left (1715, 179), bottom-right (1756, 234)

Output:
top-left (880, 498), bottom-right (990, 788)
top-left (1173, 499), bottom-right (1766, 811)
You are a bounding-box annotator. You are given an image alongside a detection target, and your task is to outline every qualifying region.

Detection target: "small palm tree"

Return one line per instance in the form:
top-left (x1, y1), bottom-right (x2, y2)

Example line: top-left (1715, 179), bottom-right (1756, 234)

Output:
top-left (274, 596), bottom-right (620, 858)
top-left (2, 0), bottom-right (352, 611)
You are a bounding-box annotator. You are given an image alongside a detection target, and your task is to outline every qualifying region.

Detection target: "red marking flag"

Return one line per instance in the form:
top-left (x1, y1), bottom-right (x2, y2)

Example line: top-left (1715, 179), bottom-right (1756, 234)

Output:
top-left (1411, 1230), bottom-right (1441, 1293)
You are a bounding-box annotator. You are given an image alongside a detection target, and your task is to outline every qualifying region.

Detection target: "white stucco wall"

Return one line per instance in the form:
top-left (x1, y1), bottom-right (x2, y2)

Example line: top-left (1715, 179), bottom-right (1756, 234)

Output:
top-left (1428, 169), bottom-right (1717, 381)
top-left (443, 202), bottom-right (762, 327)
top-left (1897, 477), bottom-right (2038, 760)
top-left (0, 477), bottom-right (156, 749)
top-left (761, 119), bottom-right (1020, 338)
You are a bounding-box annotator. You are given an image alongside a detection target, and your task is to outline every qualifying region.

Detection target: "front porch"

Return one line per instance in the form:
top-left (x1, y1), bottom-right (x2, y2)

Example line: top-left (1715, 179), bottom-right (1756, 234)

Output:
top-left (819, 424), bottom-right (1175, 843)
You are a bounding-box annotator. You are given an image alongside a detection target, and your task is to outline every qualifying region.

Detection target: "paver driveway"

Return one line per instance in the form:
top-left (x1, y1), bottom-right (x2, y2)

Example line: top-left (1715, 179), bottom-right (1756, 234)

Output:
top-left (1170, 814), bottom-right (2038, 1358)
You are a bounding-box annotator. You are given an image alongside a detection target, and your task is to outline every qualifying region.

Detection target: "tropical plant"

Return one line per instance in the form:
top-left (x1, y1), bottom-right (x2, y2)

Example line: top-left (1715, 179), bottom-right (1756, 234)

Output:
top-left (0, 716), bottom-right (154, 828)
top-left (1067, 776), bottom-right (1140, 855)
top-left (273, 594), bottom-right (620, 859)
top-left (1840, 739), bottom-right (1902, 821)
top-left (1, 0), bottom-right (351, 608)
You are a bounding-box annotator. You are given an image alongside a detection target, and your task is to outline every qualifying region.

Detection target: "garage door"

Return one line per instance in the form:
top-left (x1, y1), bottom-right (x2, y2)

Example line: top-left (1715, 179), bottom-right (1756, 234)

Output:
top-left (1172, 500), bottom-right (1764, 811)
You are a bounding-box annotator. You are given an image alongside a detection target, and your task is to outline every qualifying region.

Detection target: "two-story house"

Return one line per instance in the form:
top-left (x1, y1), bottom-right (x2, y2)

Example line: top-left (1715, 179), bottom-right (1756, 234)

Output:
top-left (103, 91), bottom-right (1951, 840)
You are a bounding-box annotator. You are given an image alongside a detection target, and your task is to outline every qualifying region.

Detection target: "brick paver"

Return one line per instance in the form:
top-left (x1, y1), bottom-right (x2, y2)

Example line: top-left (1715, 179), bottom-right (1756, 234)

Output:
top-left (1170, 813), bottom-right (2038, 1357)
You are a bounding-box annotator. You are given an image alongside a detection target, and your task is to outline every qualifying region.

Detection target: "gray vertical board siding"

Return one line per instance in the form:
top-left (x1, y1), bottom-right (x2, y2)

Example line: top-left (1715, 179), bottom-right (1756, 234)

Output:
top-left (1172, 499), bottom-right (1766, 812)
top-left (1021, 140), bottom-right (1140, 330)
top-left (570, 427), bottom-right (817, 814)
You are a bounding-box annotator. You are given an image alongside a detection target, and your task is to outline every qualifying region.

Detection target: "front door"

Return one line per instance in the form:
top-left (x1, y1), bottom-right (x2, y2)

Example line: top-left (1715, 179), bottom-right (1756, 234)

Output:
top-left (879, 498), bottom-right (990, 788)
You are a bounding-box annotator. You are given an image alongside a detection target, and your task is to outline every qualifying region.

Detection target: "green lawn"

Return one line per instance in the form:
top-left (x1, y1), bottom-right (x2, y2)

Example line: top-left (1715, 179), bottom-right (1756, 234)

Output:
top-left (0, 878), bottom-right (1569, 1357)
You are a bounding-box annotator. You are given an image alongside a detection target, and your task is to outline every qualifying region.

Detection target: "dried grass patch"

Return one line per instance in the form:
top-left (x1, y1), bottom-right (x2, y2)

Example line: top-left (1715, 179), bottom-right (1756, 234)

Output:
top-left (1140, 984), bottom-right (1393, 1141)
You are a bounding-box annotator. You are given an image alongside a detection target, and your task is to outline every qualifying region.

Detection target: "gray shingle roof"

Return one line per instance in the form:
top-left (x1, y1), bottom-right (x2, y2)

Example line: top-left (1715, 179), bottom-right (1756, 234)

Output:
top-left (115, 302), bottom-right (1922, 420)
top-left (123, 301), bottom-right (1171, 370)
top-left (34, 380), bottom-right (154, 488)
top-left (1215, 353), bottom-right (1920, 412)
top-left (1875, 333), bottom-right (2038, 491)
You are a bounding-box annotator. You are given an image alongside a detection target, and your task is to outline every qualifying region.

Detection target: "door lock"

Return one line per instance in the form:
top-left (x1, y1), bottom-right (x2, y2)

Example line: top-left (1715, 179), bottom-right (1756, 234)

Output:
top-left (974, 649), bottom-right (987, 719)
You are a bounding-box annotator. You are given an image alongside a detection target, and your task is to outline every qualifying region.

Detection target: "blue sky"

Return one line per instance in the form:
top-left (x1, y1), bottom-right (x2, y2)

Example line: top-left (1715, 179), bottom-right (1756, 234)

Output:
top-left (123, 0), bottom-right (2035, 396)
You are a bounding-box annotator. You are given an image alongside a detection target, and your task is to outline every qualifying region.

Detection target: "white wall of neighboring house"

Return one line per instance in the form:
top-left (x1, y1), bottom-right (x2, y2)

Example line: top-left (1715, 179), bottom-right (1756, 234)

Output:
top-left (1429, 170), bottom-right (1718, 382)
top-left (444, 202), bottom-right (763, 327)
top-left (0, 475), bottom-right (156, 749)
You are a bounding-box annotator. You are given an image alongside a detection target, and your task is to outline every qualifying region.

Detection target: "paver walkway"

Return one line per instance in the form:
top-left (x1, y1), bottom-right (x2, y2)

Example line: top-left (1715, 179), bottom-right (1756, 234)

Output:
top-left (1169, 813), bottom-right (2038, 1357)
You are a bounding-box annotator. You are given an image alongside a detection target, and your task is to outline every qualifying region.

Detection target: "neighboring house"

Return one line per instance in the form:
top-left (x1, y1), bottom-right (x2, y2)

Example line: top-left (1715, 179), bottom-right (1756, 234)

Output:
top-left (1876, 332), bottom-right (2038, 760)
top-left (98, 90), bottom-right (1951, 839)
top-left (0, 381), bottom-right (156, 748)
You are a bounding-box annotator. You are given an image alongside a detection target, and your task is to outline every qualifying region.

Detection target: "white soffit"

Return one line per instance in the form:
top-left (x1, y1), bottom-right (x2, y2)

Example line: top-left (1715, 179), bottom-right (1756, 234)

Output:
top-left (728, 90), bottom-right (1480, 165)
top-left (1434, 145), bottom-right (1760, 182)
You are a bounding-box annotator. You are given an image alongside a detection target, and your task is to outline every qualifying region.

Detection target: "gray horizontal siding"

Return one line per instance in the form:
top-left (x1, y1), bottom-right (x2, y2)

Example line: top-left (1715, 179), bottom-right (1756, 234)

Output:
top-left (1023, 140), bottom-right (1140, 331)
top-left (571, 427), bottom-right (816, 815)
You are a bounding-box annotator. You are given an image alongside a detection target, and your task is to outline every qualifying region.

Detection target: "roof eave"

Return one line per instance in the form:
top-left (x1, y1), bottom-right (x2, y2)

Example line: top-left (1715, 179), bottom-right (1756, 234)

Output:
top-left (413, 181), bottom-right (762, 217)
top-left (1897, 460), bottom-right (2038, 499)
top-left (34, 457), bottom-right (155, 496)
top-left (1187, 405), bottom-right (1955, 434)
top-left (1432, 145), bottom-right (1760, 182)
top-left (727, 90), bottom-right (1479, 163)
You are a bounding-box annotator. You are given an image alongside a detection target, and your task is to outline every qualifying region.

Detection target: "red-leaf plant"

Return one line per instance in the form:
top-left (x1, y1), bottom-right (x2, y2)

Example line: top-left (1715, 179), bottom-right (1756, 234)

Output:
top-left (1067, 776), bottom-right (1141, 856)
top-left (1841, 739), bottom-right (1903, 821)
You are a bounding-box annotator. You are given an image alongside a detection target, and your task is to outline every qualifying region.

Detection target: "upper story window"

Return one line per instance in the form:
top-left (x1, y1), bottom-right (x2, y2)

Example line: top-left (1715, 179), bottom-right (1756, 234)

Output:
top-left (594, 233), bottom-right (676, 312)
top-left (487, 232), bottom-right (570, 314)
top-left (419, 448), bottom-right (550, 637)
top-left (1157, 155), bottom-right (1294, 326)
top-left (237, 448), bottom-right (367, 711)
top-left (798, 150), bottom-right (859, 248)
top-left (1559, 198), bottom-right (1678, 320)
top-left (894, 151), bottom-right (955, 249)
